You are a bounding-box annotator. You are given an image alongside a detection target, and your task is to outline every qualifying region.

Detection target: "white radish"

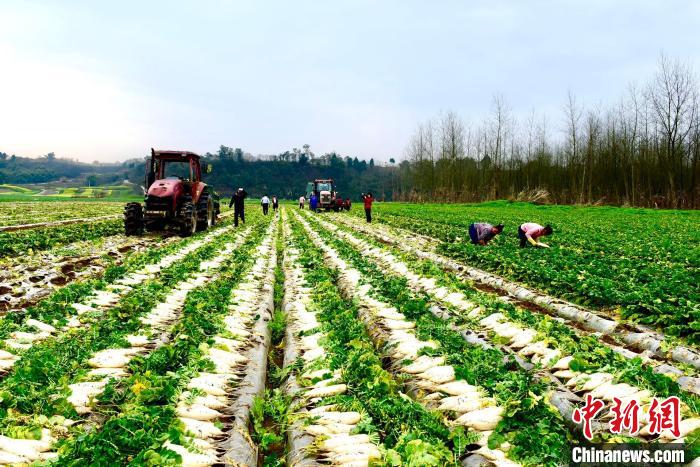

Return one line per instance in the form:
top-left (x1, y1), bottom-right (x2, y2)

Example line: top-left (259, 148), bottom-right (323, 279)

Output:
top-left (418, 366), bottom-right (455, 384)
top-left (0, 450), bottom-right (28, 464)
top-left (492, 323), bottom-right (521, 339)
top-left (553, 369), bottom-right (578, 379)
top-left (402, 356), bottom-right (445, 374)
top-left (375, 308), bottom-right (405, 320)
top-left (437, 380), bottom-right (479, 396)
top-left (479, 313), bottom-right (505, 328)
top-left (88, 348), bottom-right (140, 368)
top-left (438, 395), bottom-right (489, 413)
top-left (125, 335), bottom-right (151, 347)
top-left (566, 372), bottom-right (613, 391)
top-left (509, 329), bottom-right (537, 349)
top-left (187, 394), bottom-right (228, 410)
top-left (518, 340), bottom-right (549, 357)
top-left (177, 404), bottom-right (223, 421)
top-left (320, 434), bottom-right (370, 450)
top-left (315, 411), bottom-right (361, 425)
top-left (305, 423), bottom-right (354, 436)
top-left (384, 319), bottom-right (415, 330)
top-left (454, 406), bottom-right (504, 431)
top-left (320, 443), bottom-right (380, 457)
top-left (179, 418), bottom-right (223, 439)
top-left (552, 355), bottom-right (574, 370)
top-left (533, 348), bottom-right (561, 366)
top-left (659, 418), bottom-right (700, 440)
top-left (305, 384), bottom-right (347, 399)
top-left (188, 374), bottom-right (230, 396)
top-left (590, 382), bottom-right (638, 401)
top-left (26, 319), bottom-right (56, 333)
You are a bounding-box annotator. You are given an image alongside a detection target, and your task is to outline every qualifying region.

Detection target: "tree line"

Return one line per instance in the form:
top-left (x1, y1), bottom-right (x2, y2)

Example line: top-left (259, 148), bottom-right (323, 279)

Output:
top-left (159, 146), bottom-right (397, 200)
top-left (399, 54), bottom-right (700, 208)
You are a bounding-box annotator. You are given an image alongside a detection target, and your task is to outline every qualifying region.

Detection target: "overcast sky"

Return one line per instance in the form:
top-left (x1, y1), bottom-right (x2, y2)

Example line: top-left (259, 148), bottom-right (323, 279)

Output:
top-left (1, 1), bottom-right (699, 162)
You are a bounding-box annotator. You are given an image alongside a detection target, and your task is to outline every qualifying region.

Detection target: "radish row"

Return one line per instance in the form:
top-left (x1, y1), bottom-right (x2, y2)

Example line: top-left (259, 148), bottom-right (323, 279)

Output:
top-left (281, 216), bottom-right (381, 466)
top-left (161, 219), bottom-right (277, 466)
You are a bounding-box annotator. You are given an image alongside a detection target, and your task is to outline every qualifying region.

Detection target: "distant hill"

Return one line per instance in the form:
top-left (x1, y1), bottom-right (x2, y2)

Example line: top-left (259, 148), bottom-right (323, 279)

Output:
top-left (0, 152), bottom-right (129, 186)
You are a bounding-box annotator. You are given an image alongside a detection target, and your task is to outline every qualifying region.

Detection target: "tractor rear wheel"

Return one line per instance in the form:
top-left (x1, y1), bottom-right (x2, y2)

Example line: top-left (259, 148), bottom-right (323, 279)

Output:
top-left (180, 202), bottom-right (197, 237)
top-left (124, 203), bottom-right (144, 236)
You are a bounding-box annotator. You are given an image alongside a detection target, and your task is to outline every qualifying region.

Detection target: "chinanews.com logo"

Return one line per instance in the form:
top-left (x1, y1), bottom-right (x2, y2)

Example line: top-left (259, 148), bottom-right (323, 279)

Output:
top-left (570, 395), bottom-right (688, 466)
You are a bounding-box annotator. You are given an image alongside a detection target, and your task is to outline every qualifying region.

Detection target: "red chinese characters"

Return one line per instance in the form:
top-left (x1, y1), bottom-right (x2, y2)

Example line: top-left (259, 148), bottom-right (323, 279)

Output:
top-left (573, 394), bottom-right (605, 440)
top-left (572, 394), bottom-right (682, 440)
top-left (647, 396), bottom-right (681, 438)
top-left (609, 397), bottom-right (640, 435)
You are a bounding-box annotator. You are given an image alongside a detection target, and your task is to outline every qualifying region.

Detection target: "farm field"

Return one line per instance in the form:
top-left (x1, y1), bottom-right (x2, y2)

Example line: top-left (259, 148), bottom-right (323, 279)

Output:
top-left (0, 200), bottom-right (698, 465)
top-left (349, 201), bottom-right (700, 346)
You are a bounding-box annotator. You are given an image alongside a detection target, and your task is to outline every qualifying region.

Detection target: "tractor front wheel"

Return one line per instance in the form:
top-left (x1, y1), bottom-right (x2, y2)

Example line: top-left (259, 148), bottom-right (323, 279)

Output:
top-left (180, 202), bottom-right (197, 237)
top-left (124, 202), bottom-right (144, 236)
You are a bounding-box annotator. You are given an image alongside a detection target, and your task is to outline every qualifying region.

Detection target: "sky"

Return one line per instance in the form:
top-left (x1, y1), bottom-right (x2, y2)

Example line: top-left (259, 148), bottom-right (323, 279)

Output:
top-left (1, 1), bottom-right (699, 163)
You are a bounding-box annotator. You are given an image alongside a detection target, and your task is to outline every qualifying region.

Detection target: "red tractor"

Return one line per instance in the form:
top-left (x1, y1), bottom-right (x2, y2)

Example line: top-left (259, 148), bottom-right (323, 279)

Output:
top-left (124, 149), bottom-right (220, 237)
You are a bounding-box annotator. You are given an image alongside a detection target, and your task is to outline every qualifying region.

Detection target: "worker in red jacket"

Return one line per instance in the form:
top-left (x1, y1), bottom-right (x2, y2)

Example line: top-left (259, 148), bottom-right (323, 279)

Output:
top-left (361, 192), bottom-right (374, 223)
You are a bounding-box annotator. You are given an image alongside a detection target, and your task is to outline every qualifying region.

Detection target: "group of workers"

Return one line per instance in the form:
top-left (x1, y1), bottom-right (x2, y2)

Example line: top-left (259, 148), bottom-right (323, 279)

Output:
top-left (229, 190), bottom-right (549, 246)
top-left (229, 189), bottom-right (376, 226)
top-left (228, 188), bottom-right (280, 226)
top-left (469, 221), bottom-right (553, 247)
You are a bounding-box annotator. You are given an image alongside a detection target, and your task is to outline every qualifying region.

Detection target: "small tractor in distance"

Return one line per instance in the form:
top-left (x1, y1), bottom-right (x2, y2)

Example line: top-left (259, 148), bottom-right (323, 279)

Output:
top-left (306, 178), bottom-right (348, 211)
top-left (124, 149), bottom-right (220, 237)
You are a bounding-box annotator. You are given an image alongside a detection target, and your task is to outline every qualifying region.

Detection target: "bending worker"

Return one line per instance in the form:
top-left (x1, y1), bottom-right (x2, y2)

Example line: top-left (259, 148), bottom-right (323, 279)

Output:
top-left (518, 222), bottom-right (553, 248)
top-left (468, 222), bottom-right (504, 245)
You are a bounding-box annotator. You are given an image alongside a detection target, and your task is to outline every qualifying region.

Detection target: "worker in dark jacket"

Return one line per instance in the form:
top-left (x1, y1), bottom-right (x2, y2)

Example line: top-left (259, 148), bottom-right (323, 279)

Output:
top-left (228, 188), bottom-right (247, 227)
top-left (361, 192), bottom-right (374, 222)
top-left (468, 223), bottom-right (504, 245)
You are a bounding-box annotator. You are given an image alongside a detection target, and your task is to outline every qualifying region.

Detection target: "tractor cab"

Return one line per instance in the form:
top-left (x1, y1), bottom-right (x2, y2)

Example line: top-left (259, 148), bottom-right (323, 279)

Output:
top-left (145, 150), bottom-right (206, 211)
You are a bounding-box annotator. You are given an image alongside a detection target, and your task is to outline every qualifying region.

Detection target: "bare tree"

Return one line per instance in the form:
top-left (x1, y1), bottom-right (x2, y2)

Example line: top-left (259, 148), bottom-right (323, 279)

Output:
top-left (647, 53), bottom-right (699, 206)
